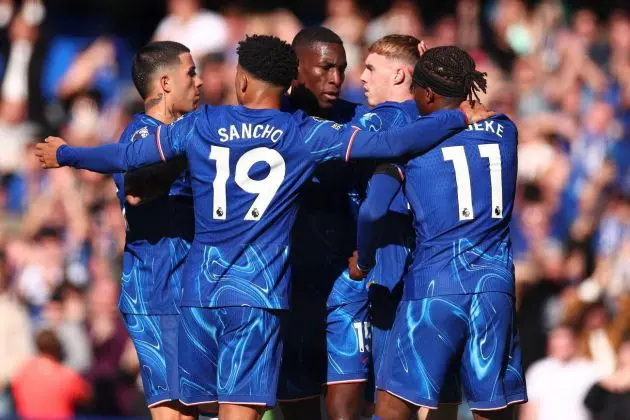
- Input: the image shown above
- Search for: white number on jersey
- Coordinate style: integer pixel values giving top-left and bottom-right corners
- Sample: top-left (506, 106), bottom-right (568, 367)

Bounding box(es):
top-left (210, 145), bottom-right (286, 221)
top-left (352, 321), bottom-right (371, 353)
top-left (442, 144), bottom-right (503, 221)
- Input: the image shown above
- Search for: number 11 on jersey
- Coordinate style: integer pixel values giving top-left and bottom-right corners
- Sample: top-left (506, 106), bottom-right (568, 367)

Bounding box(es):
top-left (442, 144), bottom-right (503, 221)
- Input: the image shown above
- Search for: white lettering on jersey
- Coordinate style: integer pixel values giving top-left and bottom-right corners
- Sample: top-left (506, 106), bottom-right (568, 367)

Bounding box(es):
top-left (465, 121), bottom-right (504, 138)
top-left (217, 124), bottom-right (284, 142)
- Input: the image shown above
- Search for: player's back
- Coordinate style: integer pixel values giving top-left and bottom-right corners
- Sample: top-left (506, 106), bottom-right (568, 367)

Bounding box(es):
top-left (114, 113), bottom-right (194, 315)
top-left (180, 105), bottom-right (336, 309)
top-left (403, 114), bottom-right (518, 299)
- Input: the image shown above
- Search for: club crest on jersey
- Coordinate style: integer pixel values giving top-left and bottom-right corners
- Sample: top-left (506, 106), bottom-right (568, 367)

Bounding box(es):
top-left (131, 126), bottom-right (150, 142)
top-left (359, 112), bottom-right (383, 132)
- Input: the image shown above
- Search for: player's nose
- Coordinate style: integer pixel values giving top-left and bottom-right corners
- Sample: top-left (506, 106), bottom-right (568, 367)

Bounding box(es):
top-left (360, 69), bottom-right (368, 85)
top-left (329, 68), bottom-right (343, 87)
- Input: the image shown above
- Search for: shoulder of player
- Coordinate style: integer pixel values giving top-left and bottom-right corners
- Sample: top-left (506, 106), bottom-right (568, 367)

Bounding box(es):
top-left (291, 110), bottom-right (336, 129)
top-left (173, 105), bottom-right (214, 127)
top-left (373, 101), bottom-right (416, 119)
top-left (461, 113), bottom-right (516, 139)
top-left (333, 98), bottom-right (364, 121)
top-left (119, 114), bottom-right (158, 144)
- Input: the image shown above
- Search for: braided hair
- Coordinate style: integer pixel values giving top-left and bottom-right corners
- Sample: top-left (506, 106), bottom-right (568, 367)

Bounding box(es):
top-left (412, 46), bottom-right (487, 104)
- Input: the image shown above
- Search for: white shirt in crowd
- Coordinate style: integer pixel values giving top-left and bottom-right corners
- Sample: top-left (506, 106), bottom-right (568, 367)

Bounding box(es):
top-left (526, 357), bottom-right (601, 420)
top-left (153, 9), bottom-right (228, 61)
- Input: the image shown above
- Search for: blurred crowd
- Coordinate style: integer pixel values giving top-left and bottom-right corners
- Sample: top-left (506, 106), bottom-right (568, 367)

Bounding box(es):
top-left (0, 0), bottom-right (629, 418)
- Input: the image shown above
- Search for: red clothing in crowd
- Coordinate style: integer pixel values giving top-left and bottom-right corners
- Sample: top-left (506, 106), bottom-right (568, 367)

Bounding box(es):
top-left (11, 355), bottom-right (91, 417)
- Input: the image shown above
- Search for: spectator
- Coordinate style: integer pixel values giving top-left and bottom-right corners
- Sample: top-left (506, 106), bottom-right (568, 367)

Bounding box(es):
top-left (84, 279), bottom-right (142, 415)
top-left (522, 324), bottom-right (601, 420)
top-left (364, 0), bottom-right (422, 46)
top-left (41, 283), bottom-right (92, 373)
top-left (199, 52), bottom-right (228, 106)
top-left (153, 0), bottom-right (228, 62)
top-left (11, 329), bottom-right (91, 418)
top-left (0, 248), bottom-right (32, 417)
top-left (562, 292), bottom-right (630, 376)
top-left (585, 335), bottom-right (630, 420)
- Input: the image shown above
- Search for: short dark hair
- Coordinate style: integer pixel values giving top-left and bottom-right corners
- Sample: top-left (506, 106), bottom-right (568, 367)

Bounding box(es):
top-left (413, 46), bottom-right (487, 103)
top-left (36, 329), bottom-right (63, 361)
top-left (131, 41), bottom-right (190, 99)
top-left (292, 27), bottom-right (343, 51)
top-left (237, 35), bottom-right (297, 90)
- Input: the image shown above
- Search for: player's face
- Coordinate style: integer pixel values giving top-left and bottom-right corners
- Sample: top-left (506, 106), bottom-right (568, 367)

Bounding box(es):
top-left (295, 42), bottom-right (347, 109)
top-left (413, 84), bottom-right (432, 115)
top-left (170, 53), bottom-right (202, 114)
top-left (360, 53), bottom-right (397, 107)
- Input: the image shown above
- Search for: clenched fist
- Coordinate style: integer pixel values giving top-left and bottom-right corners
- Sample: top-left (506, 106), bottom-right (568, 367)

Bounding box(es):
top-left (35, 136), bottom-right (67, 168)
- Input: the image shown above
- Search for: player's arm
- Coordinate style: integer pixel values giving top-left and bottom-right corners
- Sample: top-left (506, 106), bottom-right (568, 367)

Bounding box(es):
top-left (301, 102), bottom-right (492, 162)
top-left (349, 164), bottom-right (404, 280)
top-left (123, 157), bottom-right (188, 205)
top-left (345, 109), bottom-right (468, 160)
top-left (35, 110), bottom-right (202, 173)
top-left (354, 103), bottom-right (410, 132)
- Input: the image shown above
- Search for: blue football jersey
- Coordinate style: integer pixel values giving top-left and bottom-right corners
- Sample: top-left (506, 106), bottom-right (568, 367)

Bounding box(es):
top-left (57, 106), bottom-right (470, 309)
top-left (331, 100), bottom-right (418, 300)
top-left (361, 164), bottom-right (415, 293)
top-left (281, 97), bottom-right (368, 306)
top-left (155, 105), bottom-right (362, 309)
top-left (402, 114), bottom-right (518, 299)
top-left (114, 113), bottom-right (194, 315)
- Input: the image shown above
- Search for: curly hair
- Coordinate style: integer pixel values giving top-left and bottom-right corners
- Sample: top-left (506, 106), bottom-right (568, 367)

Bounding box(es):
top-left (237, 35), bottom-right (298, 90)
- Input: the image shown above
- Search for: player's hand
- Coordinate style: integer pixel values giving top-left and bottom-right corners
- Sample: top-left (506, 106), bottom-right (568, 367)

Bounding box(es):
top-left (418, 40), bottom-right (427, 56)
top-left (35, 136), bottom-right (67, 168)
top-left (348, 251), bottom-right (369, 280)
top-left (126, 195), bottom-right (143, 206)
top-left (460, 100), bottom-right (496, 124)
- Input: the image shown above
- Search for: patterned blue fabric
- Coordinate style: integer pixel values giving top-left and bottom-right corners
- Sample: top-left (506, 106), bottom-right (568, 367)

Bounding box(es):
top-left (178, 307), bottom-right (284, 406)
top-left (122, 314), bottom-right (180, 406)
top-left (377, 293), bottom-right (527, 409)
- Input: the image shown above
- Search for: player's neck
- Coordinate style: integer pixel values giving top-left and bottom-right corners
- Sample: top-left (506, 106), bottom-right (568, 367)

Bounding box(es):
top-left (144, 95), bottom-right (179, 124)
top-left (243, 92), bottom-right (282, 110)
top-left (434, 96), bottom-right (462, 112)
top-left (288, 88), bottom-right (329, 118)
top-left (387, 86), bottom-right (414, 104)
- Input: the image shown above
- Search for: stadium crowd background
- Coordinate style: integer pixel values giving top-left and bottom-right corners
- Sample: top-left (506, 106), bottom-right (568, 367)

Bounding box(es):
top-left (0, 0), bottom-right (629, 418)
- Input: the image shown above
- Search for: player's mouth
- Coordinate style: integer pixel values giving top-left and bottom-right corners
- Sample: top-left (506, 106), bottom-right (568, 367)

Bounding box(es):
top-left (322, 92), bottom-right (339, 102)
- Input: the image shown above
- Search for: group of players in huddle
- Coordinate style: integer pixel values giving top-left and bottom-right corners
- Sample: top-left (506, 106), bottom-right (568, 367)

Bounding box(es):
top-left (35, 26), bottom-right (527, 420)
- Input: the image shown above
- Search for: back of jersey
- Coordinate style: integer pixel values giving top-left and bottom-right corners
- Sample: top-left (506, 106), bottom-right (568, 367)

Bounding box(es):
top-left (403, 114), bottom-right (518, 299)
top-left (180, 106), bottom-right (324, 309)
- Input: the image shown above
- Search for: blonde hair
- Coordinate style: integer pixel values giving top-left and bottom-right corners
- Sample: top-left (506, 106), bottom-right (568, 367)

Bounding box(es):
top-left (368, 34), bottom-right (421, 66)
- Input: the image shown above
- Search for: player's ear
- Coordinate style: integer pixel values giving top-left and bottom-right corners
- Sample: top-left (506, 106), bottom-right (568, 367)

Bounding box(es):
top-left (160, 74), bottom-right (172, 94)
top-left (240, 72), bottom-right (248, 94)
top-left (393, 68), bottom-right (404, 85)
top-left (426, 87), bottom-right (435, 104)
